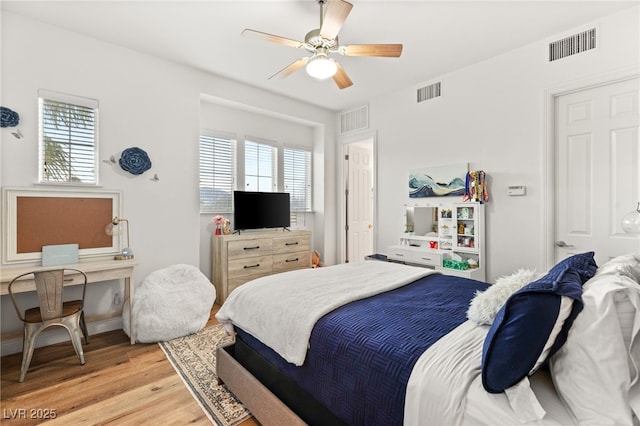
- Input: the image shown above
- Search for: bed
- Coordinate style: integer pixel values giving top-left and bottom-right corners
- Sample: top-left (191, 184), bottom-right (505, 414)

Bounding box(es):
top-left (215, 252), bottom-right (640, 425)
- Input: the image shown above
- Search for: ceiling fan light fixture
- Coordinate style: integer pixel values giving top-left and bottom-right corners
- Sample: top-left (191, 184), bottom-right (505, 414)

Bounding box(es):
top-left (306, 54), bottom-right (337, 80)
top-left (243, 0), bottom-right (399, 89)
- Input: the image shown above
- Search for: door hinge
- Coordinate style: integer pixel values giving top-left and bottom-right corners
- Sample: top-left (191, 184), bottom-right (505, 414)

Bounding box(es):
top-left (344, 154), bottom-right (349, 160)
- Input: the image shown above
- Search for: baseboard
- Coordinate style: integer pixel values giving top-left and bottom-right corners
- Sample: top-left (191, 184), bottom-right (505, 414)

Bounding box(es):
top-left (0, 316), bottom-right (124, 357)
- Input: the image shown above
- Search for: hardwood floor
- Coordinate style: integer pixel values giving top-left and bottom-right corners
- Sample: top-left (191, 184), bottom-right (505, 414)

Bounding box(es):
top-left (1, 305), bottom-right (259, 425)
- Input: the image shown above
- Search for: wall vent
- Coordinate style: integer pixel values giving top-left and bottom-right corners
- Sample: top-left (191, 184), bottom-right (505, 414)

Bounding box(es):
top-left (549, 28), bottom-right (596, 62)
top-left (339, 104), bottom-right (369, 135)
top-left (417, 82), bottom-right (441, 103)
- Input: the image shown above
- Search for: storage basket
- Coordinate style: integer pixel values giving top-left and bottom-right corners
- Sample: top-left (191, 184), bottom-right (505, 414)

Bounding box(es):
top-left (443, 259), bottom-right (469, 270)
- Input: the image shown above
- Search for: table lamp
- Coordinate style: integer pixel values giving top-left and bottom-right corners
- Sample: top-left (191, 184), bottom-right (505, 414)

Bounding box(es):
top-left (105, 217), bottom-right (134, 260)
top-left (622, 202), bottom-right (640, 235)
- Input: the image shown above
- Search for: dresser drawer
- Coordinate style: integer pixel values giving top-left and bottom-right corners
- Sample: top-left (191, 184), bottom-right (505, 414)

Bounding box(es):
top-left (387, 245), bottom-right (413, 262)
top-left (273, 250), bottom-right (310, 272)
top-left (228, 255), bottom-right (273, 279)
top-left (227, 238), bottom-right (273, 259)
top-left (228, 275), bottom-right (262, 293)
top-left (273, 235), bottom-right (310, 254)
top-left (387, 245), bottom-right (441, 267)
top-left (412, 252), bottom-right (441, 267)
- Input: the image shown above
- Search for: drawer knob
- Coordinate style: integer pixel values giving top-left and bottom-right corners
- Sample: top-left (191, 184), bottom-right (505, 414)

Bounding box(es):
top-left (243, 263), bottom-right (260, 269)
top-left (244, 246), bottom-right (260, 250)
top-left (285, 242), bottom-right (299, 246)
top-left (285, 257), bottom-right (299, 263)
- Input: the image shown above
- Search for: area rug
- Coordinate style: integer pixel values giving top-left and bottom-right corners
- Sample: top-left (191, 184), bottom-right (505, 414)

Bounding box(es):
top-left (159, 325), bottom-right (252, 426)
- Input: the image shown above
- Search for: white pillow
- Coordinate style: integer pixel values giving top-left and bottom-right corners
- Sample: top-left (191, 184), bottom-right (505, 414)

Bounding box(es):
top-left (595, 253), bottom-right (640, 282)
top-left (467, 268), bottom-right (539, 325)
top-left (615, 291), bottom-right (635, 353)
top-left (550, 258), bottom-right (639, 424)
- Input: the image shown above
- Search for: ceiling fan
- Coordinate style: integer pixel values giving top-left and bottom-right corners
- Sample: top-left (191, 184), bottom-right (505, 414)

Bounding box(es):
top-left (242, 0), bottom-right (403, 89)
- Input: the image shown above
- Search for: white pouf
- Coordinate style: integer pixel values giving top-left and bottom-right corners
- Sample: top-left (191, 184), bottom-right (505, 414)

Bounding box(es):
top-left (123, 264), bottom-right (216, 343)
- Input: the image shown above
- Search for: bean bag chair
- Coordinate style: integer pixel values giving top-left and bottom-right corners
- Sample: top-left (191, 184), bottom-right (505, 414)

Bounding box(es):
top-left (123, 264), bottom-right (215, 342)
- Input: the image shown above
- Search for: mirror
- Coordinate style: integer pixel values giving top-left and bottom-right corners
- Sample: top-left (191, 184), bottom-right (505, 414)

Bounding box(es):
top-left (405, 206), bottom-right (438, 236)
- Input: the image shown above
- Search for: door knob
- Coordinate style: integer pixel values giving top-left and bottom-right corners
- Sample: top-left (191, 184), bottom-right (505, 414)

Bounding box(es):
top-left (555, 240), bottom-right (575, 248)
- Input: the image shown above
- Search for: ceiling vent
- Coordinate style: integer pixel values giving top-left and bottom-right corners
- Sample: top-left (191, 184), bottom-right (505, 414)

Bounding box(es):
top-left (417, 82), bottom-right (441, 103)
top-left (549, 28), bottom-right (596, 62)
top-left (339, 104), bottom-right (369, 135)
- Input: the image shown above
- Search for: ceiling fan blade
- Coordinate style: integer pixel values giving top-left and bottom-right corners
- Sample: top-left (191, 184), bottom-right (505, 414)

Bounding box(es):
top-left (242, 29), bottom-right (304, 49)
top-left (269, 58), bottom-right (309, 80)
top-left (333, 62), bottom-right (353, 89)
top-left (340, 44), bottom-right (403, 57)
top-left (320, 0), bottom-right (353, 40)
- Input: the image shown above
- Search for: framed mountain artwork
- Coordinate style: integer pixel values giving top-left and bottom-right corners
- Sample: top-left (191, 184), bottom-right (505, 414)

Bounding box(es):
top-left (409, 163), bottom-right (468, 198)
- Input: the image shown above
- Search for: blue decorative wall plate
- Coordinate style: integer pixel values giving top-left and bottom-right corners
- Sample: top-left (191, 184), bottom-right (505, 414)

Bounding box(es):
top-left (119, 147), bottom-right (152, 175)
top-left (1, 106), bottom-right (20, 127)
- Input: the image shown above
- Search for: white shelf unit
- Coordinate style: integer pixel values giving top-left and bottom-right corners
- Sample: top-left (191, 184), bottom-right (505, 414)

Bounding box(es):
top-left (388, 201), bottom-right (485, 281)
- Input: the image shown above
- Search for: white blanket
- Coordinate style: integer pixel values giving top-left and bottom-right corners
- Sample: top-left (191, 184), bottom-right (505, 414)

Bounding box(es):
top-left (215, 261), bottom-right (435, 366)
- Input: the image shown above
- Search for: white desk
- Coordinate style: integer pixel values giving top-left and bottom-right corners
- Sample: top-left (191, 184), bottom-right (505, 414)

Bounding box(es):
top-left (1, 259), bottom-right (137, 344)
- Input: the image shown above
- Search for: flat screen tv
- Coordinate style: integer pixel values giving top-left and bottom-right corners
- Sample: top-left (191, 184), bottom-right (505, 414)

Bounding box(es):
top-left (233, 191), bottom-right (290, 231)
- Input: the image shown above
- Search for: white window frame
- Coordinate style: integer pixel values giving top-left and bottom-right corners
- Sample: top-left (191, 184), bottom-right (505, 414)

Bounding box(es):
top-left (244, 137), bottom-right (278, 192)
top-left (38, 89), bottom-right (99, 185)
top-left (283, 146), bottom-right (313, 212)
top-left (199, 131), bottom-right (237, 214)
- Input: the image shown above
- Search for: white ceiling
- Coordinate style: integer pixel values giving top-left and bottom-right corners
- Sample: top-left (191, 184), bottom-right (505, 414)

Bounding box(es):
top-left (2, 1), bottom-right (637, 111)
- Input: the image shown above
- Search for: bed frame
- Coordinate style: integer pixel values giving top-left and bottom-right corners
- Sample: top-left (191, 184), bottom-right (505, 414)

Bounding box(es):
top-left (216, 341), bottom-right (346, 426)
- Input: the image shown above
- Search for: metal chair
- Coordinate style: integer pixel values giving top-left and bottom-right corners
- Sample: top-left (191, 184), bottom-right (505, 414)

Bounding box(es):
top-left (8, 268), bottom-right (89, 382)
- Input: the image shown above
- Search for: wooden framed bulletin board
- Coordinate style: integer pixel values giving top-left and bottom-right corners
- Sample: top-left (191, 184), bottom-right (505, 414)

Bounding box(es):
top-left (2, 187), bottom-right (122, 263)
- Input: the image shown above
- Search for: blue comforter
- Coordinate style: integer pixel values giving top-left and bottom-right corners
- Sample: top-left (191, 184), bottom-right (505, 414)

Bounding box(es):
top-left (236, 273), bottom-right (489, 425)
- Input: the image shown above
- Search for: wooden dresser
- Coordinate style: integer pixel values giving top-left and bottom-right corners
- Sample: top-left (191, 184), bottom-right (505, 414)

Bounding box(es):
top-left (212, 230), bottom-right (312, 304)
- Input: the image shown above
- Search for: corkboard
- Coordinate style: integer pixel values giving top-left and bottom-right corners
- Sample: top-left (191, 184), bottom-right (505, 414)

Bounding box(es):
top-left (16, 196), bottom-right (113, 253)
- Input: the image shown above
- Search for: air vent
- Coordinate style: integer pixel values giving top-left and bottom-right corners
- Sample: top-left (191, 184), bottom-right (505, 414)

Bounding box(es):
top-left (417, 82), bottom-right (441, 103)
top-left (549, 28), bottom-right (596, 62)
top-left (339, 104), bottom-right (369, 135)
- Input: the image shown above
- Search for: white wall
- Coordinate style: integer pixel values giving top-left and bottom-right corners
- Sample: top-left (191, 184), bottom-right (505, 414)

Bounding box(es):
top-left (0, 11), bottom-right (336, 354)
top-left (371, 6), bottom-right (639, 281)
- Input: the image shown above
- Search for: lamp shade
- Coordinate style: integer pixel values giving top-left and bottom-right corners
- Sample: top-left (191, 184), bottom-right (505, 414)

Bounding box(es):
top-left (306, 54), bottom-right (337, 80)
top-left (622, 202), bottom-right (640, 235)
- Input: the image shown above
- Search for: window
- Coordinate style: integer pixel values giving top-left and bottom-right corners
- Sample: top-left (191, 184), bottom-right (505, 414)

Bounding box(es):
top-left (198, 131), bottom-right (313, 220)
top-left (199, 133), bottom-right (236, 213)
top-left (284, 147), bottom-right (312, 212)
top-left (38, 90), bottom-right (99, 184)
top-left (245, 140), bottom-right (276, 192)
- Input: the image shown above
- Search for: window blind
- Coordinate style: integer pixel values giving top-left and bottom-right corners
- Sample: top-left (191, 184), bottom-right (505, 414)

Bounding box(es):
top-left (284, 147), bottom-right (312, 212)
top-left (199, 134), bottom-right (236, 213)
top-left (39, 98), bottom-right (97, 184)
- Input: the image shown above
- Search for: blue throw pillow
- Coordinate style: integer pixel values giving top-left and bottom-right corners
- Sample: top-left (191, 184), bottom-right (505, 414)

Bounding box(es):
top-left (481, 252), bottom-right (597, 393)
top-left (548, 251), bottom-right (597, 283)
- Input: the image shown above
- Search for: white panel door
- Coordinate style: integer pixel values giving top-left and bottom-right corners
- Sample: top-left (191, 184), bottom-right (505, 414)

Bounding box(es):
top-left (346, 143), bottom-right (373, 262)
top-left (555, 78), bottom-right (640, 265)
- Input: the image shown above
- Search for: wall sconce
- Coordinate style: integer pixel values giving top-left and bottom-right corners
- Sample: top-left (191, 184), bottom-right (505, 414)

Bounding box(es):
top-left (622, 202), bottom-right (640, 235)
top-left (105, 216), bottom-right (134, 260)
